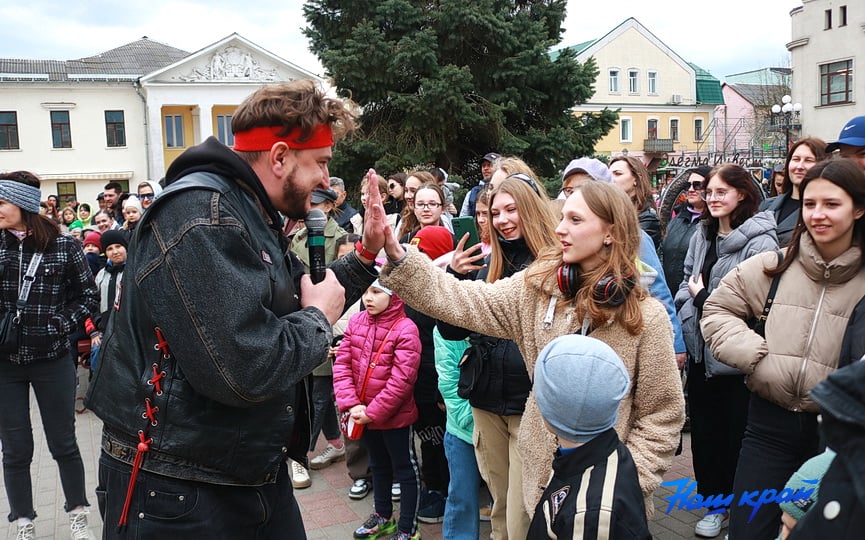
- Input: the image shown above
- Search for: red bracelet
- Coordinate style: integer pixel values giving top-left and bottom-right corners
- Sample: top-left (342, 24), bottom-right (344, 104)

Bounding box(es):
top-left (355, 241), bottom-right (377, 262)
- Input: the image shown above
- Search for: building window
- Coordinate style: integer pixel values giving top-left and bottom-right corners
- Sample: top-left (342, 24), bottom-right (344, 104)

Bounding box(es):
top-left (647, 119), bottom-right (658, 139)
top-left (50, 110), bottom-right (72, 148)
top-left (694, 118), bottom-right (704, 141)
top-left (620, 118), bottom-right (632, 143)
top-left (164, 115), bottom-right (185, 148)
top-left (0, 111), bottom-right (19, 150)
top-left (56, 181), bottom-right (77, 202)
top-left (647, 71), bottom-right (657, 95)
top-left (840, 5), bottom-right (847, 26)
top-left (609, 69), bottom-right (620, 93)
top-left (824, 9), bottom-right (832, 29)
top-left (628, 70), bottom-right (639, 94)
top-left (105, 110), bottom-right (126, 147)
top-left (216, 115), bottom-right (234, 146)
top-left (820, 60), bottom-right (853, 105)
top-left (670, 119), bottom-right (679, 141)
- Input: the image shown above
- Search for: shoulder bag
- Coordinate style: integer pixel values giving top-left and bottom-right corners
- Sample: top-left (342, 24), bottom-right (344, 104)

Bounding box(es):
top-left (0, 251), bottom-right (43, 354)
top-left (748, 250), bottom-right (785, 338)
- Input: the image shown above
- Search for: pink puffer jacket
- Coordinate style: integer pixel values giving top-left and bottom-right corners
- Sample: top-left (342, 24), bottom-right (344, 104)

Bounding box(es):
top-left (333, 292), bottom-right (421, 430)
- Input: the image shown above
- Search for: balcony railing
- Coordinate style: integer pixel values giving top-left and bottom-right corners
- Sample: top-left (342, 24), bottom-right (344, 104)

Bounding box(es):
top-left (643, 138), bottom-right (674, 153)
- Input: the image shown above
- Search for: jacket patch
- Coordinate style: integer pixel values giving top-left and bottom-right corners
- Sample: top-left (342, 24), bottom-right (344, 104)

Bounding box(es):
top-left (550, 486), bottom-right (569, 519)
top-left (261, 250), bottom-right (273, 264)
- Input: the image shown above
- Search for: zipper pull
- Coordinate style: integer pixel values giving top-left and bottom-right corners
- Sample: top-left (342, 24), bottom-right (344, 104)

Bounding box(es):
top-left (542, 297), bottom-right (556, 330)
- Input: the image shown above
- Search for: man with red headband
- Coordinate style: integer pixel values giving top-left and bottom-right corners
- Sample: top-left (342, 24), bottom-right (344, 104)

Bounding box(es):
top-left (86, 80), bottom-right (389, 538)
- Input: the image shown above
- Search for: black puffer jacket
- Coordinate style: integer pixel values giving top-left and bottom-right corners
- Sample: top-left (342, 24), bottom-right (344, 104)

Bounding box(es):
top-left (660, 203), bottom-right (702, 300)
top-left (438, 236), bottom-right (532, 415)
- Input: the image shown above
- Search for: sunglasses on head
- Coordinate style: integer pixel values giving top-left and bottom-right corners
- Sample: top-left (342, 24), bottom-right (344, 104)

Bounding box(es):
top-left (687, 180), bottom-right (704, 191)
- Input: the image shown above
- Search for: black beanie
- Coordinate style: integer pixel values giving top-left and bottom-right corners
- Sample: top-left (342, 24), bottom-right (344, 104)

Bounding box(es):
top-left (100, 229), bottom-right (128, 250)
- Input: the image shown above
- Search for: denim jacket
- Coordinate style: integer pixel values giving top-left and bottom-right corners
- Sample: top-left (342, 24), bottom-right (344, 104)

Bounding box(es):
top-left (86, 170), bottom-right (376, 486)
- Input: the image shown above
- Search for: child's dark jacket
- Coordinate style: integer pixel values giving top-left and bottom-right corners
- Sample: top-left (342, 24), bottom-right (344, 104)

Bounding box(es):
top-left (527, 428), bottom-right (651, 540)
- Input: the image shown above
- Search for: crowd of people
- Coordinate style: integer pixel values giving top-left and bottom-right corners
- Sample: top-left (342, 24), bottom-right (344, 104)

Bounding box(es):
top-left (1, 76), bottom-right (865, 540)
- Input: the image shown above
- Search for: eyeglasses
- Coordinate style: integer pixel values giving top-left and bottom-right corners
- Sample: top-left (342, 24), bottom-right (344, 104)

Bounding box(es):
top-left (415, 202), bottom-right (442, 210)
top-left (687, 181), bottom-right (704, 191)
top-left (139, 193), bottom-right (155, 200)
top-left (703, 189), bottom-right (736, 201)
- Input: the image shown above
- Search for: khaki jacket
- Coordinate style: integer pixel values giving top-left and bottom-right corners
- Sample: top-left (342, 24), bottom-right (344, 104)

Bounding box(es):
top-left (380, 248), bottom-right (684, 517)
top-left (702, 234), bottom-right (865, 412)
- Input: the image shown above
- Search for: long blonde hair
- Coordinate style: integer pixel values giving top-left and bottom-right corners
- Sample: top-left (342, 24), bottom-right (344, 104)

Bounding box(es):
top-left (487, 177), bottom-right (558, 282)
top-left (527, 181), bottom-right (645, 334)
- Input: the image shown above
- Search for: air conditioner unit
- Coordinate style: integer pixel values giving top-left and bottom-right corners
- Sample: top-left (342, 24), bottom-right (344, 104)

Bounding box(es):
top-left (671, 94), bottom-right (683, 104)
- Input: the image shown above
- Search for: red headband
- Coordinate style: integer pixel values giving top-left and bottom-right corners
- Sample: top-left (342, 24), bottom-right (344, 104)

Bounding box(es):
top-left (232, 124), bottom-right (334, 151)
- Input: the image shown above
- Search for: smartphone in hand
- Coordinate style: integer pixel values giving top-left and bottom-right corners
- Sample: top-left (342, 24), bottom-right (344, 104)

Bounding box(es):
top-left (451, 216), bottom-right (480, 248)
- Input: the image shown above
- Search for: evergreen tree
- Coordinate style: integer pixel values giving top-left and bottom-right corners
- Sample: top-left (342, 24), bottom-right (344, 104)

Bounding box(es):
top-left (303, 0), bottom-right (618, 192)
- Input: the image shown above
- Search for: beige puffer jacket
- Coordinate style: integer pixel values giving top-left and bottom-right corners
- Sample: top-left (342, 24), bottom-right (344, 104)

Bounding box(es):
top-left (702, 233), bottom-right (865, 412)
top-left (380, 248), bottom-right (684, 517)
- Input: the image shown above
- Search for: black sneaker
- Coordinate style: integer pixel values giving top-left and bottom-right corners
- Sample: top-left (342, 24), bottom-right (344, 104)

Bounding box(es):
top-left (349, 478), bottom-right (371, 500)
top-left (417, 490), bottom-right (446, 524)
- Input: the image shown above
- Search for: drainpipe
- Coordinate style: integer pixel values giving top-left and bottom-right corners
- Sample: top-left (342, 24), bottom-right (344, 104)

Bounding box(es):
top-left (134, 79), bottom-right (151, 181)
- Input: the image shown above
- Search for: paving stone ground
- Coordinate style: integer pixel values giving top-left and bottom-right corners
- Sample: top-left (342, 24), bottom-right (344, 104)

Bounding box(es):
top-left (2, 391), bottom-right (705, 539)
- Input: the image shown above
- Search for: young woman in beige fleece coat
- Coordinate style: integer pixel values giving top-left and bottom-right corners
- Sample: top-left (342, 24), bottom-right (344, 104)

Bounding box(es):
top-left (377, 181), bottom-right (685, 518)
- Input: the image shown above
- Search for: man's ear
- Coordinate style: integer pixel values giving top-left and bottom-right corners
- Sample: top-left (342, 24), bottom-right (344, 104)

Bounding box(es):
top-left (269, 142), bottom-right (291, 174)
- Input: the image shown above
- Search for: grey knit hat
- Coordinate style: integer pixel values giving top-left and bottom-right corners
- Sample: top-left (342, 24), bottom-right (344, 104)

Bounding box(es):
top-left (0, 180), bottom-right (41, 214)
top-left (534, 335), bottom-right (631, 443)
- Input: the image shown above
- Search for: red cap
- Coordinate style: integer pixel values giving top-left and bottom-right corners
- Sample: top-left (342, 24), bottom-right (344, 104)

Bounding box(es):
top-left (411, 226), bottom-right (454, 262)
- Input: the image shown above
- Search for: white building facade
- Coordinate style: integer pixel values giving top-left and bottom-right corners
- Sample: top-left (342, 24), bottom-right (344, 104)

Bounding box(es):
top-left (0, 34), bottom-right (322, 207)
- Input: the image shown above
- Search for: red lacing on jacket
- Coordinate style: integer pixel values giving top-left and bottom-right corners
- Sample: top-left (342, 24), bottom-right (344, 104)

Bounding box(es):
top-left (117, 327), bottom-right (170, 530)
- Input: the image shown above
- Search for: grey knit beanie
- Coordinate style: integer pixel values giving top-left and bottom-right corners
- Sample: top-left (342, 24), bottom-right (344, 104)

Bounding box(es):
top-left (0, 180), bottom-right (41, 214)
top-left (533, 335), bottom-right (631, 443)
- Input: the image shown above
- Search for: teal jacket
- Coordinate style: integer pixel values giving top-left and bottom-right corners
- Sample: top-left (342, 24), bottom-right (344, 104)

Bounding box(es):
top-left (434, 327), bottom-right (473, 444)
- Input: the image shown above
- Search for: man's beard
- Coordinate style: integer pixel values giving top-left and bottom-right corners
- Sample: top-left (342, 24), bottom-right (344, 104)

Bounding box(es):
top-left (281, 165), bottom-right (311, 220)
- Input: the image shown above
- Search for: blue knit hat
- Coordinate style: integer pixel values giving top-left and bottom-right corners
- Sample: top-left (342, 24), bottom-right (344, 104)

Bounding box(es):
top-left (778, 449), bottom-right (835, 521)
top-left (534, 335), bottom-right (630, 443)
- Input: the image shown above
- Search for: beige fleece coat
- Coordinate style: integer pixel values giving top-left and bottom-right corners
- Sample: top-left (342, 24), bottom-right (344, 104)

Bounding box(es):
top-left (380, 248), bottom-right (685, 517)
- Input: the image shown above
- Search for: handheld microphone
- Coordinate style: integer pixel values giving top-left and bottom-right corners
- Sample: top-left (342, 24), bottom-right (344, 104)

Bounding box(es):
top-left (306, 209), bottom-right (327, 284)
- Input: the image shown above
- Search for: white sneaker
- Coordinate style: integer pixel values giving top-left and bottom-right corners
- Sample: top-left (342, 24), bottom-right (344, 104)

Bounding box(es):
top-left (290, 459), bottom-right (311, 489)
top-left (69, 509), bottom-right (93, 540)
top-left (309, 443), bottom-right (346, 470)
top-left (695, 512), bottom-right (728, 538)
top-left (16, 523), bottom-right (35, 540)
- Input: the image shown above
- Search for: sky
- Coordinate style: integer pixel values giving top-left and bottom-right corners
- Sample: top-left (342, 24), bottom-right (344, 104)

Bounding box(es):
top-left (1, 1), bottom-right (804, 82)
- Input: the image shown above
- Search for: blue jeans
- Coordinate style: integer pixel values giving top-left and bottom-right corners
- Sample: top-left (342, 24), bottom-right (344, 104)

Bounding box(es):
top-left (0, 355), bottom-right (89, 522)
top-left (443, 431), bottom-right (480, 540)
top-left (728, 395), bottom-right (820, 539)
top-left (309, 375), bottom-right (340, 451)
top-left (97, 453), bottom-right (305, 539)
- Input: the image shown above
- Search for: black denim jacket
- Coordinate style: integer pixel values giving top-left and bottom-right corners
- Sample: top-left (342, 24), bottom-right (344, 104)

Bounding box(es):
top-left (86, 170), bottom-right (376, 486)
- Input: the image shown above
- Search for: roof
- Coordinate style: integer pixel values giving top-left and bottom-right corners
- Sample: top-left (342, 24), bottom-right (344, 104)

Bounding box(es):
top-left (549, 39), bottom-right (595, 62)
top-left (725, 67), bottom-right (791, 85)
top-left (726, 83), bottom-right (774, 106)
top-left (0, 37), bottom-right (189, 82)
top-left (690, 63), bottom-right (724, 105)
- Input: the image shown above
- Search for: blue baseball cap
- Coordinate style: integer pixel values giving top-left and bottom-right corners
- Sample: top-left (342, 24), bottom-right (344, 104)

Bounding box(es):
top-left (826, 115), bottom-right (865, 152)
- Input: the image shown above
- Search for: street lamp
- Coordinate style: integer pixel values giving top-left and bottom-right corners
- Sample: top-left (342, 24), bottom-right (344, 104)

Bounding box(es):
top-left (770, 95), bottom-right (802, 153)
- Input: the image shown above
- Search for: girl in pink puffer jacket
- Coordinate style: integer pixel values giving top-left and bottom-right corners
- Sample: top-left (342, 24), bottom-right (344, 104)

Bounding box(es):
top-left (333, 279), bottom-right (422, 540)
